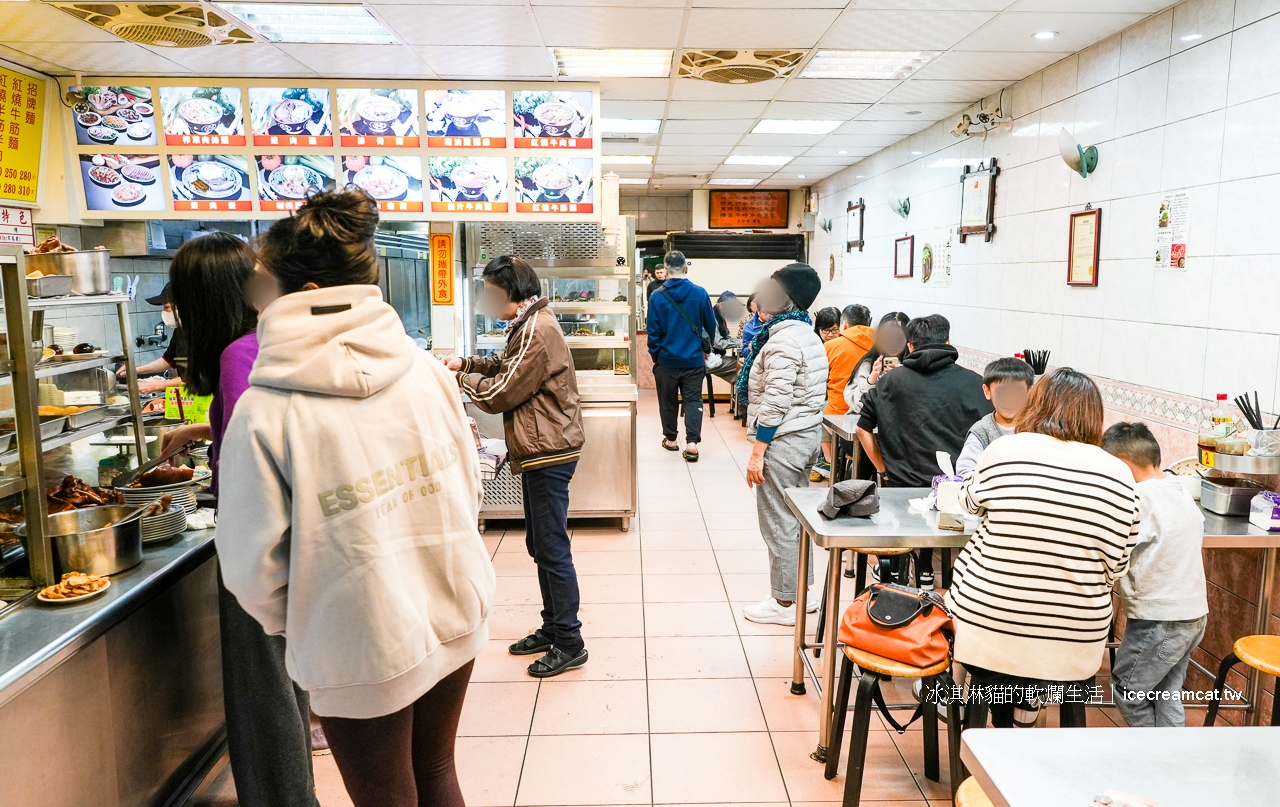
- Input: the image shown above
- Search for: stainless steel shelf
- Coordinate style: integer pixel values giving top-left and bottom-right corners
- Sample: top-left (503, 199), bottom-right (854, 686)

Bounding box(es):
top-left (566, 337), bottom-right (631, 348)
top-left (0, 415), bottom-right (133, 466)
top-left (550, 302), bottom-right (630, 314)
top-left (0, 354), bottom-right (123, 386)
top-left (1210, 452), bottom-right (1280, 475)
top-left (0, 477), bottom-right (26, 499)
top-left (13, 294), bottom-right (133, 312)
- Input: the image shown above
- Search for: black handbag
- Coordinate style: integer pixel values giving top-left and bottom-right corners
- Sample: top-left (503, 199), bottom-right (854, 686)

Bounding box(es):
top-left (659, 289), bottom-right (712, 354)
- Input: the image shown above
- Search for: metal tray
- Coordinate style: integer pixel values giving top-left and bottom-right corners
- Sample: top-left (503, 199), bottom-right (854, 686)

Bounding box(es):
top-left (65, 405), bottom-right (109, 429)
top-left (39, 416), bottom-right (67, 439)
top-left (1201, 477), bottom-right (1266, 517)
top-left (0, 432), bottom-right (12, 453)
top-left (26, 274), bottom-right (74, 298)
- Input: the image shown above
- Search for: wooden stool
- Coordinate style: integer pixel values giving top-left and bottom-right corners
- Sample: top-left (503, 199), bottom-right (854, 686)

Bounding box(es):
top-left (824, 646), bottom-right (962, 807)
top-left (955, 776), bottom-right (995, 807)
top-left (813, 548), bottom-right (914, 659)
top-left (1205, 634), bottom-right (1280, 726)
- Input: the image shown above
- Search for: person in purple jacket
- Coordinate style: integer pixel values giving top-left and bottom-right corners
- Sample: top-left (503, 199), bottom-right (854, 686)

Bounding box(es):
top-left (158, 232), bottom-right (319, 807)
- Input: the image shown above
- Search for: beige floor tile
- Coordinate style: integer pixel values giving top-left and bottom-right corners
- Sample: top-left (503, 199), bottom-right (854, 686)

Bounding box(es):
top-left (646, 635), bottom-right (751, 679)
top-left (575, 550), bottom-right (642, 576)
top-left (642, 573), bottom-right (728, 602)
top-left (556, 637), bottom-right (648, 682)
top-left (772, 730), bottom-right (925, 803)
top-left (701, 510), bottom-right (764, 530)
top-left (697, 496), bottom-right (759, 514)
top-left (459, 681), bottom-right (540, 736)
top-left (517, 734), bottom-right (651, 805)
top-left (494, 533), bottom-right (529, 554)
top-left (756, 677), bottom-right (834, 733)
top-left (644, 601), bottom-right (739, 637)
top-left (721, 572), bottom-right (773, 602)
top-left (493, 552), bottom-right (540, 576)
top-left (531, 679), bottom-right (649, 735)
top-left (457, 735), bottom-right (528, 807)
top-left (638, 497), bottom-right (704, 512)
top-left (487, 603), bottom-right (544, 641)
top-left (579, 602), bottom-right (646, 638)
top-left (640, 530), bottom-right (713, 551)
top-left (742, 634), bottom-right (803, 679)
top-left (730, 602), bottom-right (798, 637)
top-left (889, 726), bottom-right (956, 801)
top-left (642, 549), bottom-right (720, 574)
top-left (708, 529), bottom-right (765, 551)
top-left (483, 532), bottom-right (502, 557)
top-left (650, 732), bottom-right (788, 804)
top-left (641, 511), bottom-right (710, 532)
top-left (473, 639), bottom-right (537, 683)
top-left (579, 574), bottom-right (644, 604)
top-left (572, 531), bottom-right (642, 552)
top-left (494, 575), bottom-right (545, 606)
top-left (648, 677), bottom-right (768, 733)
top-left (713, 549), bottom-right (770, 575)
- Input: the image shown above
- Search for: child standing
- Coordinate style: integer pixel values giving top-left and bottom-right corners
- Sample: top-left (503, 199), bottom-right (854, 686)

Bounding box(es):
top-left (955, 357), bottom-right (1034, 476)
top-left (1102, 422), bottom-right (1208, 727)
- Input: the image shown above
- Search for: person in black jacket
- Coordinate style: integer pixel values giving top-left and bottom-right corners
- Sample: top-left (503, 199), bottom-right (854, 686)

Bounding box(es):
top-left (855, 314), bottom-right (993, 588)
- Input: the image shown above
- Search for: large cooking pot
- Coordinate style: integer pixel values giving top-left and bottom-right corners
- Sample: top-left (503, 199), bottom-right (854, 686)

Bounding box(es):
top-left (24, 250), bottom-right (113, 295)
top-left (21, 505), bottom-right (145, 577)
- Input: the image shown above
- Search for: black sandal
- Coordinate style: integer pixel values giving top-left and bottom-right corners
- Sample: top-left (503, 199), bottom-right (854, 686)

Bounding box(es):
top-left (682, 447), bottom-right (699, 462)
top-left (661, 439), bottom-right (680, 451)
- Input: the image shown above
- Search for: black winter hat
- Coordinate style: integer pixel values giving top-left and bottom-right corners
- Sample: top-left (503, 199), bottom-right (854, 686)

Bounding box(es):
top-left (772, 262), bottom-right (821, 311)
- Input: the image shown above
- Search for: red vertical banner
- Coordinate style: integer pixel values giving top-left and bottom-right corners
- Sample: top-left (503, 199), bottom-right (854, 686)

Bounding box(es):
top-left (431, 233), bottom-right (454, 305)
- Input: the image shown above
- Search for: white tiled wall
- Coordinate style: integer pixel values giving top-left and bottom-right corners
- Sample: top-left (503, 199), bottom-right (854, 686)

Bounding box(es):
top-left (811, 0), bottom-right (1280, 412)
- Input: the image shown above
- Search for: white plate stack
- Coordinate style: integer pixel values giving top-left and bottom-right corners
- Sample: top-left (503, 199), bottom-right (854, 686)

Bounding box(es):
top-left (142, 504), bottom-right (188, 544)
top-left (52, 327), bottom-right (78, 347)
top-left (120, 469), bottom-right (209, 513)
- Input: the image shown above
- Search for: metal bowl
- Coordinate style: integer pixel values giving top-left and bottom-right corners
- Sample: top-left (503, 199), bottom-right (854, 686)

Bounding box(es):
top-left (21, 505), bottom-right (144, 577)
top-left (23, 250), bottom-right (113, 295)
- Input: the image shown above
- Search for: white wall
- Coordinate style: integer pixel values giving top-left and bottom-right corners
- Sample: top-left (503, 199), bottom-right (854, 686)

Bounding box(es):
top-left (684, 258), bottom-right (782, 299)
top-left (811, 0), bottom-right (1280, 411)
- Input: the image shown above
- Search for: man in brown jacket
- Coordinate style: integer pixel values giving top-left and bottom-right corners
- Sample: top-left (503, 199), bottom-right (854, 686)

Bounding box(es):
top-left (446, 255), bottom-right (588, 677)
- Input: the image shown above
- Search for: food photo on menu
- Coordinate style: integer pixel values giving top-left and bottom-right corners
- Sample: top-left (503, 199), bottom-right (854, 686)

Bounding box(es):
top-left (159, 86), bottom-right (245, 146)
top-left (169, 154), bottom-right (251, 211)
top-left (249, 87), bottom-right (332, 146)
top-left (514, 157), bottom-right (594, 212)
top-left (513, 90), bottom-right (593, 146)
top-left (343, 155), bottom-right (423, 212)
top-left (256, 154), bottom-right (336, 211)
top-left (70, 85), bottom-right (156, 146)
top-left (337, 88), bottom-right (419, 146)
top-left (425, 90), bottom-right (505, 146)
top-left (79, 154), bottom-right (165, 212)
top-left (427, 156), bottom-right (507, 212)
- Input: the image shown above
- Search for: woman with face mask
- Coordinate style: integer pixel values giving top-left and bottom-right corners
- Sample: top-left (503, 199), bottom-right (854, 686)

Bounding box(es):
top-left (118, 285), bottom-right (187, 395)
top-left (736, 264), bottom-right (829, 626)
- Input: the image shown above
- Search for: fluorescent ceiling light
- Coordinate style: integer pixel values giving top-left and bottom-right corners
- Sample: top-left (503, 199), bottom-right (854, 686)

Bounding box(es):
top-left (725, 155), bottom-right (793, 166)
top-left (617, 177), bottom-right (650, 185)
top-left (910, 151), bottom-right (923, 155)
top-left (796, 174), bottom-right (806, 178)
top-left (837, 150), bottom-right (848, 155)
top-left (752, 120), bottom-right (842, 135)
top-left (709, 178), bottom-right (760, 186)
top-left (554, 48), bottom-right (672, 78)
top-left (602, 155), bottom-right (652, 164)
top-left (1032, 31), bottom-right (1058, 40)
top-left (1180, 33), bottom-right (1202, 42)
top-left (601, 118), bottom-right (661, 134)
top-left (801, 50), bottom-right (941, 80)
top-left (904, 110), bottom-right (921, 115)
top-left (216, 3), bottom-right (398, 44)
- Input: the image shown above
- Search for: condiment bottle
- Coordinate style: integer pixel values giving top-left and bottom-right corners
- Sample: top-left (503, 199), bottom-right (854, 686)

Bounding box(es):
top-left (1211, 393), bottom-right (1235, 437)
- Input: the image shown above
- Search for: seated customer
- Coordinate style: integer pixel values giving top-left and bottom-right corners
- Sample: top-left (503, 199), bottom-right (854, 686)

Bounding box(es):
top-left (1103, 422), bottom-right (1207, 727)
top-left (843, 311), bottom-right (909, 416)
top-left (948, 368), bottom-right (1139, 728)
top-left (814, 304), bottom-right (875, 481)
top-left (955, 357), bottom-right (1034, 476)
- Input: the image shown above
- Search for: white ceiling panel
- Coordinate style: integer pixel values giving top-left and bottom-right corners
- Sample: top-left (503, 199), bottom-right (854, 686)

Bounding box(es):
top-left (0, 44), bottom-right (71, 76)
top-left (599, 78), bottom-right (671, 100)
top-left (837, 118), bottom-right (930, 134)
top-left (805, 146), bottom-right (879, 158)
top-left (531, 0), bottom-right (683, 5)
top-left (710, 170), bottom-right (774, 177)
top-left (278, 44), bottom-right (436, 77)
top-left (602, 100), bottom-right (668, 119)
top-left (659, 133), bottom-right (744, 145)
top-left (663, 119), bottom-right (757, 134)
top-left (10, 41), bottom-right (188, 75)
top-left (1008, 1), bottom-right (1171, 11)
top-left (602, 143), bottom-right (657, 155)
top-left (953, 12), bottom-right (1151, 53)
top-left (881, 79), bottom-right (1009, 103)
top-left (694, 0), bottom-right (847, 7)
top-left (658, 145), bottom-right (734, 155)
top-left (0, 4), bottom-right (120, 42)
top-left (730, 145), bottom-right (808, 156)
top-left (671, 79), bottom-right (782, 101)
top-left (374, 0), bottom-right (522, 4)
top-left (763, 101), bottom-right (870, 120)
top-left (374, 5), bottom-right (537, 46)
top-left (415, 46), bottom-right (551, 78)
top-left (531, 7), bottom-right (684, 48)
top-left (820, 133), bottom-right (908, 148)
top-left (738, 133), bottom-right (825, 148)
top-left (820, 9), bottom-right (997, 50)
top-left (858, 102), bottom-right (969, 120)
top-left (143, 44), bottom-right (315, 77)
top-left (777, 79), bottom-right (900, 104)
top-left (667, 100), bottom-right (770, 119)
top-left (684, 9), bottom-right (842, 49)
top-left (852, 1), bottom-right (1010, 8)
top-left (910, 48), bottom-right (1071, 81)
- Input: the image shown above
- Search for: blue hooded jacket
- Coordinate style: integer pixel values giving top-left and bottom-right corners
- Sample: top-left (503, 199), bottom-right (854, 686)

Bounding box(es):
top-left (646, 277), bottom-right (717, 369)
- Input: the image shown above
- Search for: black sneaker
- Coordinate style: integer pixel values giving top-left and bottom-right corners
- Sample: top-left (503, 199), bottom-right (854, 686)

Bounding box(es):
top-left (528, 646), bottom-right (589, 678)
top-left (509, 632), bottom-right (554, 656)
top-left (917, 570), bottom-right (935, 590)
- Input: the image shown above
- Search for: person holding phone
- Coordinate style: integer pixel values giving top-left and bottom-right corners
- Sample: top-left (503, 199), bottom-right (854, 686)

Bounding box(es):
top-left (842, 312), bottom-right (910, 415)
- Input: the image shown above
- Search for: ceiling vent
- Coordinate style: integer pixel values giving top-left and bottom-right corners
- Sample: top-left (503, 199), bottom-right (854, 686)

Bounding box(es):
top-left (679, 50), bottom-right (806, 84)
top-left (604, 134), bottom-right (659, 147)
top-left (52, 3), bottom-right (258, 48)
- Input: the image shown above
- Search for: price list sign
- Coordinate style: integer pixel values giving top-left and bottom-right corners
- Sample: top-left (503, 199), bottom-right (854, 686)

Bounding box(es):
top-left (0, 67), bottom-right (45, 206)
top-left (709, 190), bottom-right (789, 229)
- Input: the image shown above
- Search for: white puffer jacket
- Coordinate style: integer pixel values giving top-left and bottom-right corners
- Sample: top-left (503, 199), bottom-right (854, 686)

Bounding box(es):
top-left (746, 318), bottom-right (829, 439)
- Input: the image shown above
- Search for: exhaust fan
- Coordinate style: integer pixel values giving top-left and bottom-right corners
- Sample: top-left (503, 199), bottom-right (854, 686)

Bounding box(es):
top-left (679, 50), bottom-right (806, 84)
top-left (52, 3), bottom-right (258, 48)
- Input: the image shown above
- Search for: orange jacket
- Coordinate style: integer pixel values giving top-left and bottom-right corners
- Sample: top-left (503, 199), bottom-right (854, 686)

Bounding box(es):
top-left (824, 325), bottom-right (875, 414)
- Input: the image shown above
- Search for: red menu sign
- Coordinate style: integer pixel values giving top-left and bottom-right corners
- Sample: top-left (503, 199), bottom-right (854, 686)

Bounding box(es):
top-left (709, 190), bottom-right (790, 229)
top-left (430, 233), bottom-right (454, 304)
top-left (516, 202), bottom-right (593, 214)
top-left (175, 199), bottom-right (251, 212)
top-left (429, 201), bottom-right (509, 213)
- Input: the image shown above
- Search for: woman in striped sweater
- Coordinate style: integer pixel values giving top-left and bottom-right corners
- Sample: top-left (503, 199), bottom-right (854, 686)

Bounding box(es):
top-left (947, 368), bottom-right (1139, 727)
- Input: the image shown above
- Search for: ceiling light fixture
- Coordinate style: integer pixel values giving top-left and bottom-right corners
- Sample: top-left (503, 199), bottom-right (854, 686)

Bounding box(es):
top-left (752, 120), bottom-right (842, 135)
top-left (800, 50), bottom-right (942, 80)
top-left (709, 178), bottom-right (760, 186)
top-left (601, 155), bottom-right (652, 164)
top-left (1180, 33), bottom-right (1203, 42)
top-left (911, 151), bottom-right (922, 155)
top-left (796, 174), bottom-right (806, 178)
top-left (600, 118), bottom-right (661, 134)
top-left (1032, 31), bottom-right (1058, 40)
top-left (216, 3), bottom-right (399, 43)
top-left (904, 110), bottom-right (922, 115)
top-left (553, 48), bottom-right (673, 78)
top-left (725, 155), bottom-right (793, 166)
top-left (617, 177), bottom-right (650, 185)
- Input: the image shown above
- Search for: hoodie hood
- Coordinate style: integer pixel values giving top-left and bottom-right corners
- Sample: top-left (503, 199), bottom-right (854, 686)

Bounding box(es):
top-left (839, 325), bottom-right (875, 353)
top-left (251, 285), bottom-right (417, 398)
top-left (659, 276), bottom-right (698, 303)
top-left (902, 343), bottom-right (959, 374)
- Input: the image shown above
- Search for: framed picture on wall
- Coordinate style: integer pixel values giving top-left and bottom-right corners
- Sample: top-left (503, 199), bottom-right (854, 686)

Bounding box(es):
top-left (846, 197), bottom-right (865, 252)
top-left (894, 235), bottom-right (914, 278)
top-left (1067, 207), bottom-right (1101, 286)
top-left (959, 159), bottom-right (999, 243)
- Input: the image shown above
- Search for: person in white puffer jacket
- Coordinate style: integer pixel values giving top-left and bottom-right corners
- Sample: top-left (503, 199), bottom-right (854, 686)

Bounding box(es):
top-left (737, 263), bottom-right (829, 626)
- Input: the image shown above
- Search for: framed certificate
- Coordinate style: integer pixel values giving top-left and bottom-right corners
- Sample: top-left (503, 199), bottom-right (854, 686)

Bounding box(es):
top-left (1067, 207), bottom-right (1101, 286)
top-left (959, 159), bottom-right (999, 243)
top-left (846, 197), bottom-right (865, 252)
top-left (894, 235), bottom-right (914, 278)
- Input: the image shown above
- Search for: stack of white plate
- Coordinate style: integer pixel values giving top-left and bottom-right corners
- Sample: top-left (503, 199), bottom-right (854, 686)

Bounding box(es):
top-left (120, 469), bottom-right (209, 513)
top-left (142, 504), bottom-right (188, 544)
top-left (52, 326), bottom-right (78, 346)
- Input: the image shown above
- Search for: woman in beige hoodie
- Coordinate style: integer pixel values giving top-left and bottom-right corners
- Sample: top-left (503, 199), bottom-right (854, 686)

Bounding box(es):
top-left (217, 189), bottom-right (494, 807)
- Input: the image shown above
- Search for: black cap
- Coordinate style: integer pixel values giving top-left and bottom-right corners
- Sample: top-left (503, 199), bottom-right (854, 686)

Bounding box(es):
top-left (772, 263), bottom-right (821, 310)
top-left (145, 282), bottom-right (171, 307)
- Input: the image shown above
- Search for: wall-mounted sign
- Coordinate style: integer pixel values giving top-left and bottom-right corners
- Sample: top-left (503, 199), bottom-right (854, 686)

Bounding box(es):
top-left (1155, 191), bottom-right (1189, 271)
top-left (337, 89), bottom-right (419, 148)
top-left (894, 235), bottom-right (914, 278)
top-left (513, 90), bottom-right (593, 148)
top-left (257, 154), bottom-right (335, 212)
top-left (959, 158), bottom-right (998, 243)
top-left (160, 87), bottom-right (245, 146)
top-left (69, 84), bottom-right (154, 147)
top-left (249, 87), bottom-right (332, 147)
top-left (709, 190), bottom-right (789, 229)
top-left (428, 156), bottom-right (508, 213)
top-left (514, 157), bottom-right (593, 213)
top-left (922, 232), bottom-right (951, 287)
top-left (846, 197), bottom-right (864, 252)
top-left (79, 154), bottom-right (165, 211)
top-left (0, 67), bottom-right (45, 206)
top-left (0, 206), bottom-right (35, 246)
top-left (343, 155), bottom-right (423, 213)
top-left (1068, 207), bottom-right (1101, 286)
top-left (425, 90), bottom-right (505, 148)
top-left (170, 154), bottom-right (251, 212)
top-left (431, 233), bottom-right (454, 305)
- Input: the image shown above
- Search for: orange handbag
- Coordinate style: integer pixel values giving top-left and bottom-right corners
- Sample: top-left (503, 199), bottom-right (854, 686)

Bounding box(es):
top-left (838, 583), bottom-right (953, 669)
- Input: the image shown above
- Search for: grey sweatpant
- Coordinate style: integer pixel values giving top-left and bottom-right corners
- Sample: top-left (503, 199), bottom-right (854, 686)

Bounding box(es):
top-left (755, 425), bottom-right (822, 601)
top-left (1112, 615), bottom-right (1207, 727)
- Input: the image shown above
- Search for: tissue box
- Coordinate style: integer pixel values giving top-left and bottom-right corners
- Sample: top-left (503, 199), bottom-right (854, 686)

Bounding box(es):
top-left (933, 474), bottom-right (964, 514)
top-left (1249, 491), bottom-right (1280, 532)
top-left (932, 474), bottom-right (962, 491)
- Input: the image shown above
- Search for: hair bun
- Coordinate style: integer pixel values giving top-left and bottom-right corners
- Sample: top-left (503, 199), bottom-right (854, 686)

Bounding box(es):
top-left (296, 188), bottom-right (379, 245)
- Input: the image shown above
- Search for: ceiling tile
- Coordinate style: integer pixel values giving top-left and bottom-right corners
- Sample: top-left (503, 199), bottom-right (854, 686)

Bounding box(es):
top-left (852, 1), bottom-right (1008, 8)
top-left (911, 49), bottom-right (1071, 81)
top-left (667, 100), bottom-right (770, 119)
top-left (603, 143), bottom-right (657, 155)
top-left (805, 146), bottom-right (878, 158)
top-left (694, 0), bottom-right (847, 6)
top-left (837, 118), bottom-right (928, 134)
top-left (1008, 1), bottom-right (1170, 11)
top-left (684, 9), bottom-right (842, 49)
top-left (278, 44), bottom-right (436, 77)
top-left (820, 9), bottom-right (996, 50)
top-left (140, 44), bottom-right (316, 76)
top-left (663, 118), bottom-right (757, 134)
top-left (952, 11), bottom-right (1151, 53)
top-left (603, 100), bottom-right (668, 118)
top-left (375, 0), bottom-right (523, 4)
top-left (881, 79), bottom-right (1009, 103)
top-left (0, 44), bottom-right (71, 76)
top-left (531, 0), bottom-right (683, 5)
top-left (820, 132), bottom-right (906, 148)
top-left (739, 133), bottom-right (824, 148)
top-left (763, 101), bottom-right (869, 120)
top-left (730, 145), bottom-right (807, 156)
top-left (671, 79), bottom-right (782, 101)
top-left (858, 102), bottom-right (969, 120)
top-left (0, 4), bottom-right (121, 42)
top-left (711, 170), bottom-right (774, 178)
top-left (414, 46), bottom-right (551, 77)
top-left (659, 145), bottom-right (733, 155)
top-left (599, 78), bottom-right (671, 100)
top-left (376, 5), bottom-right (537, 46)
top-left (531, 7), bottom-right (684, 48)
top-left (9, 42), bottom-right (190, 75)
top-left (777, 79), bottom-right (900, 104)
top-left (789, 158), bottom-right (849, 169)
top-left (660, 133), bottom-right (743, 145)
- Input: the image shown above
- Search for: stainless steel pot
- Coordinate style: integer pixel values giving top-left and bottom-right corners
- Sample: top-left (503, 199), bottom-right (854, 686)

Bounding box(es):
top-left (25, 505), bottom-right (145, 576)
top-left (24, 250), bottom-right (113, 295)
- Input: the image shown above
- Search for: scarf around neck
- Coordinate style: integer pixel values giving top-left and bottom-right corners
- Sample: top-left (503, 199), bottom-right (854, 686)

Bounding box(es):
top-left (505, 295), bottom-right (545, 334)
top-left (734, 309), bottom-right (812, 401)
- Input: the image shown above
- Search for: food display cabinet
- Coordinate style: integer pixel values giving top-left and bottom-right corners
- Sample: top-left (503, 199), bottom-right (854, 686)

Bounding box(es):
top-left (462, 219), bottom-right (638, 531)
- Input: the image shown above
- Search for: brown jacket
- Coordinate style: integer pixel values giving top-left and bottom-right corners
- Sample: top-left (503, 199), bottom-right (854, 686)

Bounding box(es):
top-left (458, 297), bottom-right (584, 473)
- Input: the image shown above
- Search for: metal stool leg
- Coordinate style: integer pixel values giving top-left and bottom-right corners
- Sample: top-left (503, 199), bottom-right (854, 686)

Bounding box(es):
top-left (840, 671), bottom-right (881, 807)
top-left (942, 671), bottom-right (965, 794)
top-left (706, 372), bottom-right (715, 417)
top-left (1205, 652), bottom-right (1240, 726)
top-left (921, 674), bottom-right (940, 782)
top-left (824, 653), bottom-right (856, 780)
top-left (854, 552), bottom-right (868, 596)
top-left (813, 549), bottom-right (835, 659)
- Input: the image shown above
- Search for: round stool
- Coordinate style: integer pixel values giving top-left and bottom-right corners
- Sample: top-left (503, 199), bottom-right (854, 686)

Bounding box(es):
top-left (955, 776), bottom-right (995, 807)
top-left (1205, 634), bottom-right (1280, 726)
top-left (853, 547), bottom-right (913, 594)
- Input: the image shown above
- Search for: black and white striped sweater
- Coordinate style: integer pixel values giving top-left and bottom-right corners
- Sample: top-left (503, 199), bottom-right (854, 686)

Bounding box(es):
top-left (946, 432), bottom-right (1139, 682)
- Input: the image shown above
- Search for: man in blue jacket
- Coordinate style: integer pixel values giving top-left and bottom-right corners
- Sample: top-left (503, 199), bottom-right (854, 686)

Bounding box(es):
top-left (647, 251), bottom-right (717, 462)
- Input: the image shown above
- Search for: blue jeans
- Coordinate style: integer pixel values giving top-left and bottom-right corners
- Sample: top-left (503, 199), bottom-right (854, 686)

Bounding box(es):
top-left (521, 461), bottom-right (584, 655)
top-left (1112, 616), bottom-right (1207, 727)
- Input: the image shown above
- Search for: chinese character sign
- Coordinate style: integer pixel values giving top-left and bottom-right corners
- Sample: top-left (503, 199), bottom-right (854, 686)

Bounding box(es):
top-left (0, 66), bottom-right (45, 205)
top-left (0, 205), bottom-right (35, 245)
top-left (431, 233), bottom-right (454, 305)
top-left (249, 87), bottom-right (333, 147)
top-left (425, 90), bottom-right (506, 148)
top-left (513, 91), bottom-right (593, 148)
top-left (428, 157), bottom-right (508, 213)
top-left (514, 157), bottom-right (594, 214)
top-left (708, 191), bottom-right (789, 229)
top-left (159, 87), bottom-right (245, 147)
top-left (337, 89), bottom-right (420, 148)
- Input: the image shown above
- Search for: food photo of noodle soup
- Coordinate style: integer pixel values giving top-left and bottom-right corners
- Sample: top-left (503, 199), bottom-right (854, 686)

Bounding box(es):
top-left (256, 155), bottom-right (336, 212)
top-left (428, 157), bottom-right (507, 212)
top-left (425, 90), bottom-right (505, 146)
top-left (160, 87), bottom-right (244, 145)
top-left (250, 88), bottom-right (332, 145)
top-left (337, 89), bottom-right (419, 145)
top-left (515, 157), bottom-right (594, 212)
top-left (513, 90), bottom-right (593, 146)
top-left (343, 155), bottom-right (423, 212)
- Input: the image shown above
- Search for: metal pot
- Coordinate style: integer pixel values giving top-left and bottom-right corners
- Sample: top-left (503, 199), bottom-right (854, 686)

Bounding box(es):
top-left (24, 250), bottom-right (113, 295)
top-left (23, 505), bottom-right (144, 576)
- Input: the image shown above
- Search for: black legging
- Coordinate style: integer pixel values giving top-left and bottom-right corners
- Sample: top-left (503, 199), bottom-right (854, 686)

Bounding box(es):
top-left (319, 660), bottom-right (475, 807)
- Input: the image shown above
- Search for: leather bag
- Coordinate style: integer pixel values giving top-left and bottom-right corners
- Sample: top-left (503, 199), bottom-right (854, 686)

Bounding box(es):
top-left (838, 583), bottom-right (953, 669)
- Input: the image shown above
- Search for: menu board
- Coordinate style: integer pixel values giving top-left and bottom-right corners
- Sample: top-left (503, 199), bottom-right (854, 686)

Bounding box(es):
top-left (343, 155), bottom-right (423, 213)
top-left (337, 89), bottom-right (419, 148)
top-left (160, 87), bottom-right (245, 146)
top-left (79, 154), bottom-right (165, 212)
top-left (425, 90), bottom-right (505, 148)
top-left (708, 190), bottom-right (789, 229)
top-left (1, 67), bottom-right (46, 205)
top-left (513, 90), bottom-right (592, 148)
top-left (514, 157), bottom-right (594, 213)
top-left (70, 84), bottom-right (155, 147)
top-left (257, 155), bottom-right (335, 212)
top-left (250, 87), bottom-right (332, 147)
top-left (428, 156), bottom-right (507, 213)
top-left (170, 154), bottom-right (252, 212)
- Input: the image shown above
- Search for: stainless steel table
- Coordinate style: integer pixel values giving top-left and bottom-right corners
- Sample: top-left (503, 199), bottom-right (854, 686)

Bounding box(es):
top-left (821, 413), bottom-right (861, 485)
top-left (961, 726), bottom-right (1280, 807)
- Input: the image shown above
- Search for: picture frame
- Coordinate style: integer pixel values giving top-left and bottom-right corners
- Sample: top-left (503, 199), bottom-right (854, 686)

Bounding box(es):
top-left (894, 235), bottom-right (914, 278)
top-left (708, 189), bottom-right (789, 229)
top-left (1067, 207), bottom-right (1102, 287)
top-left (959, 158), bottom-right (999, 243)
top-left (846, 197), bottom-right (865, 253)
